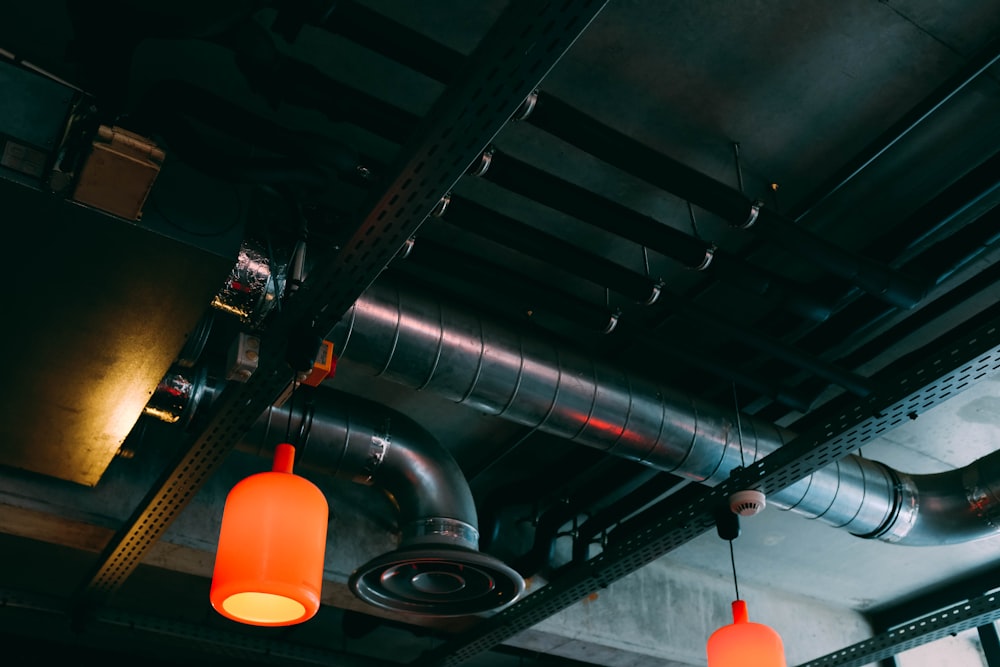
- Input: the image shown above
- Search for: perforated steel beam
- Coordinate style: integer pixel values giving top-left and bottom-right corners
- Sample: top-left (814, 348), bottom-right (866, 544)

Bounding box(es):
top-left (798, 591), bottom-right (1000, 667)
top-left (411, 308), bottom-right (1000, 667)
top-left (73, 0), bottom-right (609, 610)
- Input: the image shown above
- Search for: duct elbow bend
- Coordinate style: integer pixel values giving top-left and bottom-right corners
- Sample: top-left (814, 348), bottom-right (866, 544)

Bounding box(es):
top-left (301, 392), bottom-right (524, 616)
top-left (372, 420), bottom-right (480, 552)
top-left (876, 449), bottom-right (1000, 546)
top-left (290, 391), bottom-right (480, 552)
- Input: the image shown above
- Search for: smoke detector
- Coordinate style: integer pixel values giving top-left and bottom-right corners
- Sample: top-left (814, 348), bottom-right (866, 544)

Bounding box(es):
top-left (729, 489), bottom-right (766, 517)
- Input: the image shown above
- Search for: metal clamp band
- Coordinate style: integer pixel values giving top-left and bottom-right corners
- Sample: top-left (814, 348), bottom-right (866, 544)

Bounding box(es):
top-left (431, 193), bottom-right (452, 218)
top-left (690, 244), bottom-right (716, 271)
top-left (396, 237), bottom-right (416, 261)
top-left (734, 200), bottom-right (763, 229)
top-left (402, 517), bottom-right (480, 550)
top-left (513, 89), bottom-right (539, 121)
top-left (468, 146), bottom-right (495, 177)
top-left (645, 281), bottom-right (663, 306)
top-left (602, 310), bottom-right (621, 335)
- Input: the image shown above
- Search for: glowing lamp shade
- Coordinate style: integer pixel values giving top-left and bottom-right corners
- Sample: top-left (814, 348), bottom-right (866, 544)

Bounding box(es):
top-left (210, 443), bottom-right (328, 626)
top-left (707, 600), bottom-right (786, 667)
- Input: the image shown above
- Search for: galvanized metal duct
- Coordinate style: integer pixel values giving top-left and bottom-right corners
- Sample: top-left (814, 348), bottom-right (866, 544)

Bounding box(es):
top-left (150, 376), bottom-right (524, 615)
top-left (328, 280), bottom-right (1000, 546)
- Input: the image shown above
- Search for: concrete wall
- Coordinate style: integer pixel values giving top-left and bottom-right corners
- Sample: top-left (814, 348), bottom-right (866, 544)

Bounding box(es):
top-left (507, 556), bottom-right (874, 667)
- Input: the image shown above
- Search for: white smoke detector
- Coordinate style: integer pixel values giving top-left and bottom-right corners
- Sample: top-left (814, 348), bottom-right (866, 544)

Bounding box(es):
top-left (729, 489), bottom-right (766, 517)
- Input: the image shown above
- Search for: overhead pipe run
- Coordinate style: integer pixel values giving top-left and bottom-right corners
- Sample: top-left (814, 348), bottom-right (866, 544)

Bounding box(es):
top-left (441, 196), bottom-right (871, 397)
top-left (289, 0), bottom-right (928, 310)
top-left (327, 279), bottom-right (1000, 547)
top-left (525, 96), bottom-right (929, 310)
top-left (479, 149), bottom-right (835, 323)
top-left (147, 374), bottom-right (524, 616)
top-left (215, 23), bottom-right (837, 324)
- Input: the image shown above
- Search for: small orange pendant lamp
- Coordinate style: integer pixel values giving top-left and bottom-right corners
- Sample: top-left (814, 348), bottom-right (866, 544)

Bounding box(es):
top-left (707, 599), bottom-right (786, 667)
top-left (210, 443), bottom-right (328, 626)
top-left (707, 480), bottom-right (786, 667)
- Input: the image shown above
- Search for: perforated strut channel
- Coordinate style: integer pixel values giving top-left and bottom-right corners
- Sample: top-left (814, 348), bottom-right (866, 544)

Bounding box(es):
top-left (74, 0), bottom-right (609, 609)
top-left (797, 589), bottom-right (1000, 667)
top-left (412, 316), bottom-right (1000, 667)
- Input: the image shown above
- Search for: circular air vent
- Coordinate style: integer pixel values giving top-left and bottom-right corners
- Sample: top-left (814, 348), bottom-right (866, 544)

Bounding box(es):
top-left (349, 546), bottom-right (525, 616)
top-left (729, 489), bottom-right (767, 517)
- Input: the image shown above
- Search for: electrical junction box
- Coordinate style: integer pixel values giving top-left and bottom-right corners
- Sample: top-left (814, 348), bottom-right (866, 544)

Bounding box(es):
top-left (72, 125), bottom-right (165, 220)
top-left (301, 340), bottom-right (336, 387)
top-left (0, 58), bottom-right (84, 186)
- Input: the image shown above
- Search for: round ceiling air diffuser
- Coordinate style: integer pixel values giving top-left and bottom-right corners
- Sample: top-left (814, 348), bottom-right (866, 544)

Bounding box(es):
top-left (349, 545), bottom-right (525, 616)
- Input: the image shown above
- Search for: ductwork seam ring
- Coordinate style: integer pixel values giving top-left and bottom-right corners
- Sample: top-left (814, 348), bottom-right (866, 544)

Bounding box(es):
top-left (402, 518), bottom-right (480, 550)
top-left (356, 422), bottom-right (390, 485)
top-left (803, 459), bottom-right (844, 522)
top-left (865, 471), bottom-right (918, 543)
top-left (851, 464), bottom-right (904, 540)
top-left (415, 303), bottom-right (446, 391)
top-left (602, 372), bottom-right (635, 458)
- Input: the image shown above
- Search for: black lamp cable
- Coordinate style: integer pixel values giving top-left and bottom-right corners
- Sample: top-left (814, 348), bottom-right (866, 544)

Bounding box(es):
top-left (729, 538), bottom-right (741, 601)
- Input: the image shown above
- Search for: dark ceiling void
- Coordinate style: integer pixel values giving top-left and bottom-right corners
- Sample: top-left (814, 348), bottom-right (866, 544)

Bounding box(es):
top-left (2, 2), bottom-right (1000, 667)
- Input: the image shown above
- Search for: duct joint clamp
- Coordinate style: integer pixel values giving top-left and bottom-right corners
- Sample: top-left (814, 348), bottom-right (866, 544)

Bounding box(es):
top-left (734, 200), bottom-right (763, 230)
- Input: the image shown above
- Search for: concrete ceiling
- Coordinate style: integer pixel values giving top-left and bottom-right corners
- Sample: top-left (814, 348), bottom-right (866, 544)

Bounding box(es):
top-left (2, 1), bottom-right (1000, 666)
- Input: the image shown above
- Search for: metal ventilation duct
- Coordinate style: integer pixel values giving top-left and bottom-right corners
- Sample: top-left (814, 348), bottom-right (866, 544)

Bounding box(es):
top-left (327, 280), bottom-right (1000, 547)
top-left (151, 375), bottom-right (525, 615)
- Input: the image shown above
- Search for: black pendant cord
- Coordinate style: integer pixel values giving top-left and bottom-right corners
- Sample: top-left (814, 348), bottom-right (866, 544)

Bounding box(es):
top-left (284, 378), bottom-right (299, 445)
top-left (729, 538), bottom-right (741, 601)
top-left (733, 380), bottom-right (747, 469)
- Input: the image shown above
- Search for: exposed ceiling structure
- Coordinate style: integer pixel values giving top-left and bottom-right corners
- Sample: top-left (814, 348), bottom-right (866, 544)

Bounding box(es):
top-left (2, 1), bottom-right (1000, 666)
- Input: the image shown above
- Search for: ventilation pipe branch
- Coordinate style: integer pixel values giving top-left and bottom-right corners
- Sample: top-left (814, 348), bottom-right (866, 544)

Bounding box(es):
top-left (243, 391), bottom-right (480, 552)
top-left (163, 378), bottom-right (524, 615)
top-left (328, 280), bottom-right (1000, 546)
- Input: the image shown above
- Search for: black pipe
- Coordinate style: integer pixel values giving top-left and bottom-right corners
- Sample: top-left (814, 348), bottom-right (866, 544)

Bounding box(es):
top-left (483, 151), bottom-right (834, 321)
top-left (398, 239), bottom-right (619, 334)
top-left (400, 231), bottom-right (815, 410)
top-left (648, 290), bottom-right (873, 397)
top-left (445, 196), bottom-right (659, 304)
top-left (527, 95), bottom-right (930, 309)
top-left (508, 460), bottom-right (661, 577)
top-left (789, 34), bottom-right (1000, 222)
top-left (572, 472), bottom-right (687, 563)
top-left (132, 80), bottom-right (366, 187)
top-left (289, 2), bottom-right (860, 319)
top-left (877, 149), bottom-right (1000, 271)
top-left (308, 0), bottom-right (462, 85)
top-left (441, 196), bottom-right (872, 398)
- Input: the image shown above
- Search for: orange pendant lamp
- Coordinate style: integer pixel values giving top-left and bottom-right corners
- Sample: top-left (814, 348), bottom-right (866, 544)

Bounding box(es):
top-left (707, 599), bottom-right (786, 667)
top-left (210, 443), bottom-right (328, 626)
top-left (707, 481), bottom-right (786, 667)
